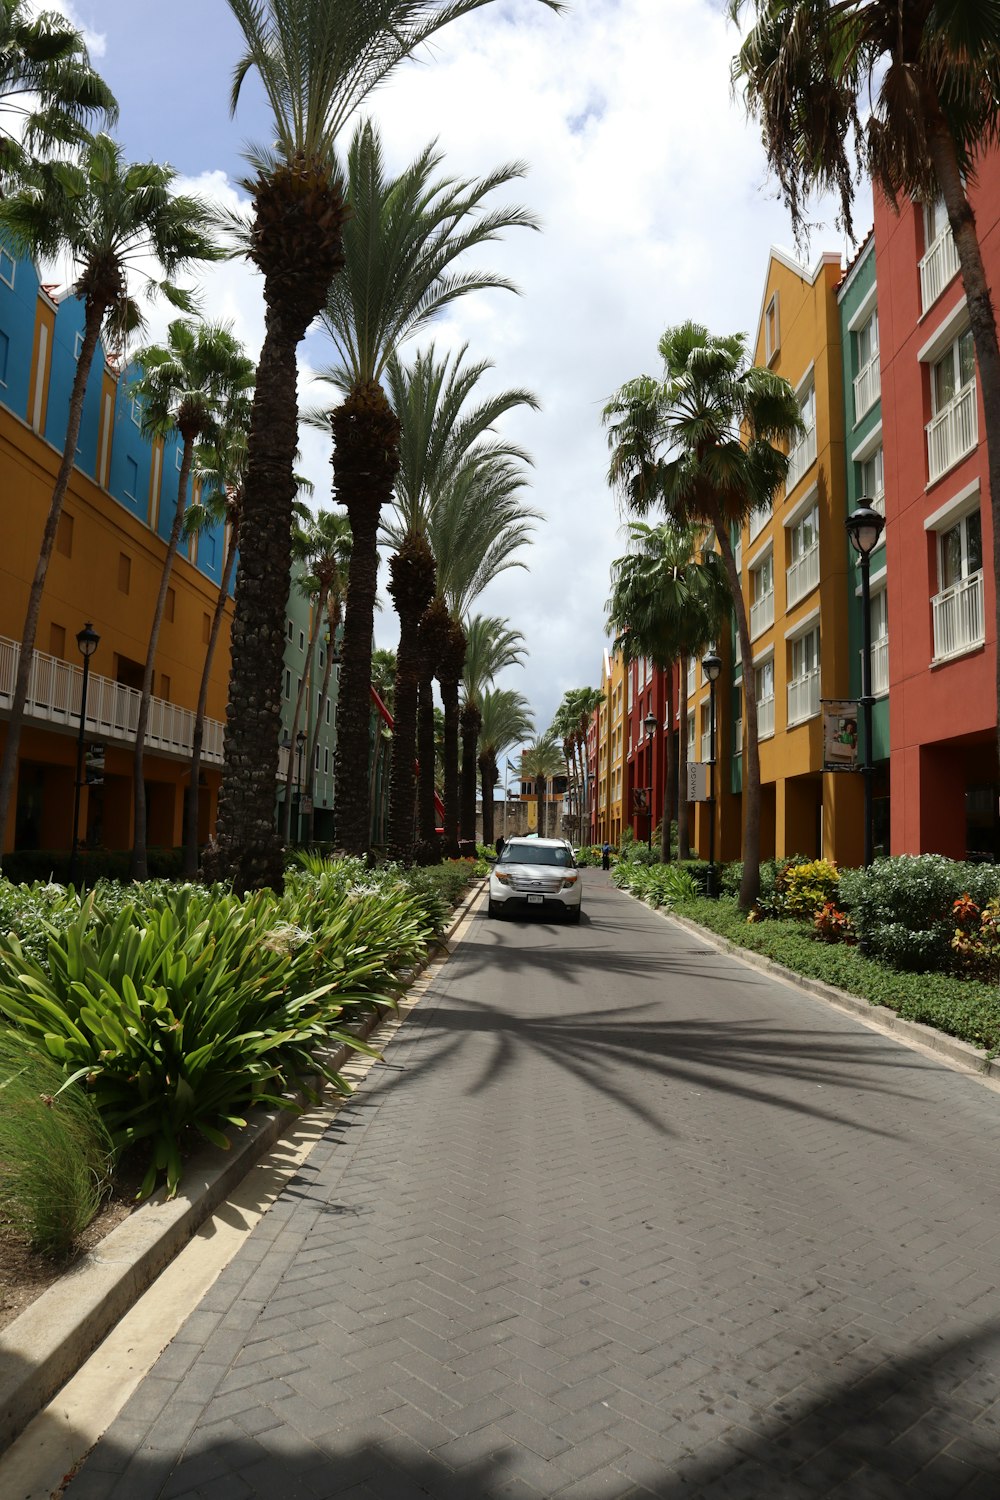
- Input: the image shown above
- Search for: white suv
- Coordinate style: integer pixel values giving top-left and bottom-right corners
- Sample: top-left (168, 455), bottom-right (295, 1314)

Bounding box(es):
top-left (488, 837), bottom-right (582, 924)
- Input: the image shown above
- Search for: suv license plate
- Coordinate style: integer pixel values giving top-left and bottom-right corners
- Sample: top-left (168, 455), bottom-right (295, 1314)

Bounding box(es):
top-left (527, 894), bottom-right (543, 904)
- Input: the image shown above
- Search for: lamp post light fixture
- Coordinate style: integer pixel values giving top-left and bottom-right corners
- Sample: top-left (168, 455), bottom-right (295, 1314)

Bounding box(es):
top-left (702, 649), bottom-right (723, 897)
top-left (643, 711), bottom-right (658, 849)
top-left (69, 622), bottom-right (100, 886)
top-left (846, 501), bottom-right (886, 867)
top-left (295, 729), bottom-right (306, 844)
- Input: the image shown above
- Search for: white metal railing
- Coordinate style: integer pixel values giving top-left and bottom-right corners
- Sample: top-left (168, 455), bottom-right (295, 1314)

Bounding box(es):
top-left (787, 667), bottom-right (821, 726)
top-left (786, 544), bottom-right (820, 607)
top-left (927, 382), bottom-right (977, 483)
top-left (686, 659), bottom-right (697, 699)
top-left (748, 505), bottom-right (770, 544)
top-left (870, 486), bottom-right (885, 517)
top-left (0, 634), bottom-right (225, 763)
top-left (869, 636), bottom-right (889, 698)
top-left (932, 571), bottom-right (985, 661)
top-left (786, 426), bottom-right (817, 491)
top-left (853, 357), bottom-right (881, 421)
top-left (701, 728), bottom-right (712, 763)
top-left (920, 230), bottom-right (961, 313)
top-left (750, 589), bottom-right (775, 639)
top-left (757, 695), bottom-right (775, 739)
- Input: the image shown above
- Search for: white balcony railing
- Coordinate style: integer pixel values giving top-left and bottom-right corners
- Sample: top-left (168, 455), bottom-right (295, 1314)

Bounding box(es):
top-left (757, 695), bottom-right (775, 739)
top-left (748, 504), bottom-right (770, 544)
top-left (927, 382), bottom-right (978, 483)
top-left (853, 357), bottom-right (881, 421)
top-left (919, 231), bottom-right (961, 313)
top-left (786, 544), bottom-right (820, 608)
top-left (701, 729), bottom-right (712, 763)
top-left (750, 589), bottom-right (775, 640)
top-left (868, 635), bottom-right (889, 698)
top-left (786, 426), bottom-right (817, 491)
top-left (787, 667), bottom-right (821, 726)
top-left (0, 634), bottom-right (225, 763)
top-left (686, 658), bottom-right (697, 699)
top-left (932, 571), bottom-right (985, 662)
top-left (870, 486), bottom-right (885, 517)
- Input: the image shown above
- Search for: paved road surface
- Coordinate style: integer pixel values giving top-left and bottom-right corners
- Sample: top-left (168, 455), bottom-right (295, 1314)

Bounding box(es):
top-left (65, 872), bottom-right (1000, 1498)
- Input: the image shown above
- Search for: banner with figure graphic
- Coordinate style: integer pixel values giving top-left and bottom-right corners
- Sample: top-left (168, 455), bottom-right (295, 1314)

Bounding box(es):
top-left (823, 700), bottom-right (859, 772)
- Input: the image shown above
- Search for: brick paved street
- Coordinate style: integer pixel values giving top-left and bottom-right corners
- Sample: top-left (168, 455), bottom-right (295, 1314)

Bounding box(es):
top-left (65, 873), bottom-right (1000, 1498)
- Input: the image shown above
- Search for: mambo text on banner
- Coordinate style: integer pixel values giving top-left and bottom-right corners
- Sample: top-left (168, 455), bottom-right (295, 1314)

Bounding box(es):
top-left (822, 700), bottom-right (859, 772)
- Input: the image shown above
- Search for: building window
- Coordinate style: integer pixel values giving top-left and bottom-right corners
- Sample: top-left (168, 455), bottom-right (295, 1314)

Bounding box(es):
top-left (859, 445), bottom-right (884, 514)
top-left (750, 552), bottom-right (774, 639)
top-left (326, 699), bottom-right (331, 724)
top-left (928, 328), bottom-right (977, 483)
top-left (130, 395), bottom-right (142, 427)
top-left (49, 622), bottom-right (66, 658)
top-left (787, 380), bottom-right (817, 491)
top-left (56, 511), bottom-right (74, 557)
top-left (74, 330), bottom-right (84, 361)
top-left (118, 552), bottom-right (131, 593)
top-left (787, 506), bottom-right (820, 606)
top-left (932, 506), bottom-right (984, 662)
top-left (788, 626), bottom-right (821, 725)
top-left (870, 587), bottom-right (889, 698)
top-left (754, 659), bottom-right (775, 739)
top-left (0, 329), bottom-right (8, 386)
top-left (287, 619), bottom-right (294, 640)
top-left (920, 197), bottom-right (960, 312)
top-left (314, 744), bottom-right (320, 769)
top-left (765, 291), bottom-right (780, 363)
top-left (124, 455), bottom-right (138, 500)
top-left (853, 309), bottom-right (880, 420)
top-left (0, 247), bottom-right (14, 288)
top-left (165, 586), bottom-right (175, 623)
top-left (299, 630), bottom-right (304, 651)
top-left (940, 508), bottom-right (982, 591)
top-left (284, 668), bottom-right (291, 699)
top-left (324, 748), bottom-right (329, 773)
top-left (175, 446), bottom-right (183, 471)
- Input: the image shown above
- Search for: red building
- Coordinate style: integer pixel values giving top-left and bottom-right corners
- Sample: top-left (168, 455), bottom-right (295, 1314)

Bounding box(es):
top-left (624, 658), bottom-right (673, 847)
top-left (876, 156), bottom-right (1000, 859)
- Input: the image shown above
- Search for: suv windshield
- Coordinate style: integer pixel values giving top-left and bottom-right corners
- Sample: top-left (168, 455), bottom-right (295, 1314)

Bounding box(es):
top-left (501, 844), bottom-right (573, 867)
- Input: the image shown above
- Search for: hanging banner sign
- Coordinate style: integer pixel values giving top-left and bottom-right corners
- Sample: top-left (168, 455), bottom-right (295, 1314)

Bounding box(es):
top-left (632, 786), bottom-right (651, 814)
top-left (686, 762), bottom-right (709, 802)
top-left (823, 700), bottom-right (859, 772)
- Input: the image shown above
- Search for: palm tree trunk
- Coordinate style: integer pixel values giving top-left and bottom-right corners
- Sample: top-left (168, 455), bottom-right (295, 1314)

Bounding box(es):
top-left (281, 619), bottom-right (317, 845)
top-left (304, 599), bottom-right (337, 844)
top-left (0, 298), bottom-right (105, 860)
top-left (213, 307), bottom-right (307, 893)
top-left (925, 113), bottom-right (1000, 789)
top-left (416, 665), bottom-right (439, 857)
top-left (480, 753), bottom-right (497, 846)
top-left (132, 436), bottom-right (196, 881)
top-left (333, 383), bottom-right (401, 856)
top-left (661, 668), bottom-right (675, 864)
top-left (706, 500), bottom-right (758, 908)
top-left (440, 675), bottom-right (461, 856)
top-left (678, 659), bottom-right (690, 861)
top-left (387, 535), bottom-right (436, 861)
top-left (459, 702), bottom-right (481, 844)
top-left (183, 513), bottom-right (238, 878)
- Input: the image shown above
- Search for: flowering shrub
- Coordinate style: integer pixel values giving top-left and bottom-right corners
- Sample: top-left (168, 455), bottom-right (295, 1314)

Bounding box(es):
top-left (813, 902), bottom-right (855, 945)
top-left (950, 894), bottom-right (1000, 981)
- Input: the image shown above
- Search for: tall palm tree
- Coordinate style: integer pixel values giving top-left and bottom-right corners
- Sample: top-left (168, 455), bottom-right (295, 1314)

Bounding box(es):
top-left (0, 134), bottom-right (218, 861)
top-left (478, 687), bottom-right (534, 846)
top-left (560, 685), bottom-right (603, 841)
top-left (607, 521), bottom-right (731, 863)
top-left (521, 734), bottom-right (564, 839)
top-left (314, 124), bottom-right (537, 859)
top-left (127, 320), bottom-right (253, 880)
top-left (604, 321), bottom-right (801, 908)
top-left (461, 615), bottom-right (526, 844)
top-left (181, 416), bottom-right (250, 878)
top-left (370, 648), bottom-right (396, 712)
top-left (731, 0), bottom-right (1000, 780)
top-left (381, 343), bottom-right (537, 858)
top-left (0, 0), bottom-right (117, 185)
top-left (216, 0), bottom-right (559, 890)
top-left (302, 511), bottom-right (352, 843)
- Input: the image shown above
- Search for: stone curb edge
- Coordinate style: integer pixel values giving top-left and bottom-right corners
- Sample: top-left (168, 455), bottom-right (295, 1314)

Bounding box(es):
top-left (658, 902), bottom-right (1000, 1083)
top-left (0, 878), bottom-right (486, 1452)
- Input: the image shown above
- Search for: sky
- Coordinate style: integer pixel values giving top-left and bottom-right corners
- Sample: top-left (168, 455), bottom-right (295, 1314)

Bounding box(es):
top-left (55, 0), bottom-right (865, 745)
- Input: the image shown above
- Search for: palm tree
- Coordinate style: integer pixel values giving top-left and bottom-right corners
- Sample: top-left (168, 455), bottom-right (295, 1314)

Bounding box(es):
top-left (381, 343), bottom-right (537, 858)
top-left (127, 320), bottom-right (253, 880)
top-left (604, 321), bottom-right (801, 908)
top-left (370, 648), bottom-right (396, 713)
top-left (731, 0), bottom-right (1000, 778)
top-left (549, 694), bottom-right (581, 840)
top-left (559, 685), bottom-right (603, 841)
top-left (607, 521), bottom-right (731, 863)
top-left (312, 123), bottom-right (537, 859)
top-left (0, 134), bottom-right (219, 861)
top-left (521, 734), bottom-right (564, 839)
top-left (181, 416), bottom-right (250, 878)
top-left (478, 688), bottom-right (534, 846)
top-left (0, 0), bottom-right (117, 185)
top-left (461, 615), bottom-right (526, 844)
top-left (302, 512), bottom-right (352, 843)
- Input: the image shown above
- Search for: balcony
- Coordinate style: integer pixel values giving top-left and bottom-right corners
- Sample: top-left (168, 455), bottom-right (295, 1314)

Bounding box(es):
top-left (932, 571), bottom-right (985, 662)
top-left (786, 543), bottom-right (820, 608)
top-left (701, 728), bottom-right (713, 764)
top-left (748, 504), bottom-right (770, 544)
top-left (750, 589), bottom-right (775, 640)
top-left (871, 634), bottom-right (889, 698)
top-left (686, 659), bottom-right (697, 699)
top-left (787, 667), bottom-right (821, 726)
top-left (927, 382), bottom-right (977, 483)
top-left (757, 695), bottom-right (775, 739)
top-left (786, 425), bottom-right (817, 491)
top-left (0, 634), bottom-right (225, 763)
top-left (919, 230), bottom-right (961, 313)
top-left (853, 356), bottom-right (881, 421)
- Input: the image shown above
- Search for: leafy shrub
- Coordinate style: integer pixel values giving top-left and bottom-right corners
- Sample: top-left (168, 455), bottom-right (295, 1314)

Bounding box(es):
top-left (0, 1028), bottom-right (113, 1256)
top-left (612, 860), bottom-right (698, 909)
top-left (847, 855), bottom-right (1000, 971)
top-left (813, 902), bottom-right (855, 944)
top-left (779, 859), bottom-right (840, 919)
top-left (950, 895), bottom-right (1000, 981)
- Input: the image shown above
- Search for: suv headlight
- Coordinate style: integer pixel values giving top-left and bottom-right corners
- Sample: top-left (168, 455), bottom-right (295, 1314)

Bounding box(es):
top-left (494, 871), bottom-right (512, 885)
top-left (561, 874), bottom-right (579, 888)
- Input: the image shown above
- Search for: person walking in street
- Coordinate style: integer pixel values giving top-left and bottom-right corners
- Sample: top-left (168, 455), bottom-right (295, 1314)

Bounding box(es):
top-left (602, 840), bottom-right (611, 870)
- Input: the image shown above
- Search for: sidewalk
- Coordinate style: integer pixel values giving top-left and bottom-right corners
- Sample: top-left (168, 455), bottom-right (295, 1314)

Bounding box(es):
top-left (62, 871), bottom-right (1000, 1498)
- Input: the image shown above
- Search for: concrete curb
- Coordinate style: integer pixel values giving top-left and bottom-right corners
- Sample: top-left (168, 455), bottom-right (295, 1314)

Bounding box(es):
top-left (0, 879), bottom-right (486, 1452)
top-left (659, 903), bottom-right (1000, 1083)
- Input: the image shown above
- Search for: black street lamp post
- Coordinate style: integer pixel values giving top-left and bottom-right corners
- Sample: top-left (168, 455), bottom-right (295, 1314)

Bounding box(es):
top-left (643, 711), bottom-right (657, 849)
top-left (69, 622), bottom-right (100, 886)
top-left (295, 729), bottom-right (306, 844)
top-left (702, 650), bottom-right (722, 897)
top-left (846, 501), bottom-right (886, 867)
